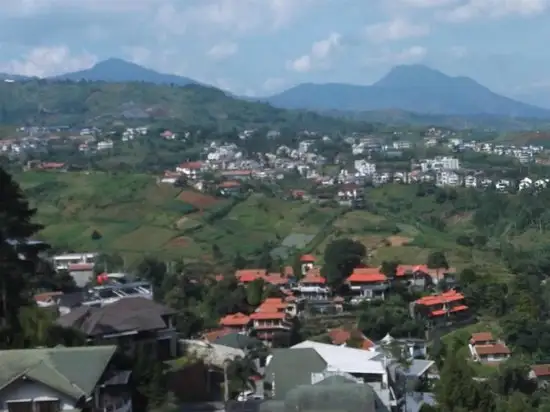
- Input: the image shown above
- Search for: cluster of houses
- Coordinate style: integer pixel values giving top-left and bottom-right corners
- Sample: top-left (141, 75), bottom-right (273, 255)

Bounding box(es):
top-left (452, 140), bottom-right (544, 164)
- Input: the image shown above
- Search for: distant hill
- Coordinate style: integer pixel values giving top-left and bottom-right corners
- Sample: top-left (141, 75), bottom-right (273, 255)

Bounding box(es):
top-left (0, 80), bottom-right (364, 131)
top-left (325, 109), bottom-right (550, 131)
top-left (52, 58), bottom-right (198, 86)
top-left (266, 65), bottom-right (550, 119)
top-left (0, 73), bottom-right (32, 82)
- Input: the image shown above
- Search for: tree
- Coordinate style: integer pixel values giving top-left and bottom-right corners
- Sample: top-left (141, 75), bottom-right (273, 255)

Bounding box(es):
top-left (0, 167), bottom-right (43, 339)
top-left (427, 251), bottom-right (449, 284)
top-left (380, 260), bottom-right (399, 278)
top-left (212, 243), bottom-right (223, 260)
top-left (233, 253), bottom-right (247, 270)
top-left (246, 278), bottom-right (265, 307)
top-left (322, 238), bottom-right (366, 287)
top-left (136, 257), bottom-right (168, 298)
top-left (91, 229), bottom-right (102, 240)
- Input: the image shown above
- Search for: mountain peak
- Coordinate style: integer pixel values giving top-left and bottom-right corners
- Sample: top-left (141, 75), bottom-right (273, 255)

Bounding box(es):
top-left (92, 58), bottom-right (145, 70)
top-left (374, 64), bottom-right (451, 88)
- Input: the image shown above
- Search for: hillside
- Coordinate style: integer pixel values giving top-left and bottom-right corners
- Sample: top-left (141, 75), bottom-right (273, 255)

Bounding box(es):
top-left (15, 171), bottom-right (533, 277)
top-left (266, 64), bottom-right (550, 118)
top-left (0, 80), bottom-right (362, 130)
top-left (325, 109), bottom-right (550, 131)
top-left (53, 58), bottom-right (197, 86)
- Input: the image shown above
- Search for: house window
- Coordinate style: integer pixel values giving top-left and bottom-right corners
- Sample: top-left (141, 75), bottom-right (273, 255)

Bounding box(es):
top-left (35, 400), bottom-right (60, 412)
top-left (7, 401), bottom-right (33, 412)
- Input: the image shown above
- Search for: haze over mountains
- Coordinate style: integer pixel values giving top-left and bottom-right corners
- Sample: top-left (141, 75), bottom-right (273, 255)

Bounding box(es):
top-left (2, 58), bottom-right (549, 119)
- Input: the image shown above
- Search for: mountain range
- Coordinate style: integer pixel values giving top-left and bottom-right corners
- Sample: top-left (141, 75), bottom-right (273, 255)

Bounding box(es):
top-left (2, 58), bottom-right (549, 120)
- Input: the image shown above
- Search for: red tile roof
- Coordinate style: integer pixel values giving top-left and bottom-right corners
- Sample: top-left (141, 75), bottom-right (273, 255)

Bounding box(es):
top-left (347, 268), bottom-right (387, 283)
top-left (250, 312), bottom-right (286, 320)
top-left (415, 290), bottom-right (465, 306)
top-left (300, 254), bottom-right (316, 262)
top-left (450, 305), bottom-right (468, 313)
top-left (178, 161), bottom-right (202, 170)
top-left (202, 328), bottom-right (233, 342)
top-left (470, 332), bottom-right (494, 345)
top-left (300, 271), bottom-right (327, 284)
top-left (34, 291), bottom-right (63, 302)
top-left (264, 273), bottom-right (289, 285)
top-left (475, 343), bottom-right (511, 356)
top-left (235, 269), bottom-right (267, 283)
top-left (430, 309), bottom-right (447, 317)
top-left (532, 365), bottom-right (550, 377)
top-left (219, 313), bottom-right (250, 327)
top-left (328, 328), bottom-right (375, 350)
top-left (68, 263), bottom-right (94, 271)
top-left (218, 180), bottom-right (241, 189)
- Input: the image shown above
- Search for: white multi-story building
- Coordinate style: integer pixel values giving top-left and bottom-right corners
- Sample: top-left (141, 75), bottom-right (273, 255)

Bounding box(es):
top-left (53, 252), bottom-right (97, 271)
top-left (420, 156), bottom-right (461, 172)
top-left (354, 160), bottom-right (376, 176)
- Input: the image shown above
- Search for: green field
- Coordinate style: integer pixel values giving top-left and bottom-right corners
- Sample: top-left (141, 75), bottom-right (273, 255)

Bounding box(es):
top-left (16, 172), bottom-right (520, 275)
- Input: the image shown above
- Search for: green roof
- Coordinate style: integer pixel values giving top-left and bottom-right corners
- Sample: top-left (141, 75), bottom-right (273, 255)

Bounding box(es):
top-left (0, 345), bottom-right (117, 400)
top-left (265, 348), bottom-right (327, 401)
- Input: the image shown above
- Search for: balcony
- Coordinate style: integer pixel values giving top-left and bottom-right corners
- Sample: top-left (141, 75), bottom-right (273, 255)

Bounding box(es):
top-left (295, 285), bottom-right (330, 294)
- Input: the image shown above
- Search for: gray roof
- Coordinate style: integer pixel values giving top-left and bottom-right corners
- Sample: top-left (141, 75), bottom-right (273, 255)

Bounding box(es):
top-left (285, 381), bottom-right (377, 412)
top-left (404, 360), bottom-right (435, 378)
top-left (265, 348), bottom-right (327, 401)
top-left (214, 333), bottom-right (263, 350)
top-left (57, 297), bottom-right (173, 336)
top-left (0, 346), bottom-right (116, 400)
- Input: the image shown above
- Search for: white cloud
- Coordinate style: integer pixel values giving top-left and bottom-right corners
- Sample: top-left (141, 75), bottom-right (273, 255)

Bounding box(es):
top-left (443, 0), bottom-right (549, 21)
top-left (0, 46), bottom-right (97, 77)
top-left (365, 18), bottom-right (430, 43)
top-left (364, 46), bottom-right (428, 66)
top-left (207, 42), bottom-right (238, 60)
top-left (287, 32), bottom-right (342, 73)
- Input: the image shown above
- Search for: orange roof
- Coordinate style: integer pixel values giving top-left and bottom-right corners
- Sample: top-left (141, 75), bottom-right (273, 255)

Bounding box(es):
top-left (235, 269), bottom-right (267, 283)
top-left (300, 271), bottom-right (327, 284)
top-left (328, 328), bottom-right (375, 350)
top-left (265, 273), bottom-right (289, 285)
top-left (430, 309), bottom-right (447, 317)
top-left (470, 332), bottom-right (494, 344)
top-left (300, 254), bottom-right (316, 262)
top-left (475, 343), bottom-right (510, 356)
top-left (415, 290), bottom-right (465, 306)
top-left (178, 161), bottom-right (202, 170)
top-left (347, 268), bottom-right (387, 283)
top-left (250, 312), bottom-right (286, 320)
top-left (219, 180), bottom-right (241, 189)
top-left (450, 305), bottom-right (468, 313)
top-left (283, 266), bottom-right (294, 276)
top-left (68, 263), bottom-right (94, 271)
top-left (203, 328), bottom-right (233, 342)
top-left (34, 291), bottom-right (63, 302)
top-left (219, 313), bottom-right (250, 327)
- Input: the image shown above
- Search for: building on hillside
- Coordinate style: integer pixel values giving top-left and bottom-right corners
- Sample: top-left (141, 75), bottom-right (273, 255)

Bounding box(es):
top-left (530, 365), bottom-right (550, 388)
top-left (235, 269), bottom-right (267, 284)
top-left (0, 346), bottom-right (132, 412)
top-left (249, 298), bottom-right (294, 345)
top-left (176, 161), bottom-right (203, 179)
top-left (57, 297), bottom-right (178, 360)
top-left (410, 290), bottom-right (469, 324)
top-left (328, 328), bottom-right (375, 351)
top-left (299, 254), bottom-right (316, 276)
top-left (219, 313), bottom-right (251, 333)
top-left (347, 268), bottom-right (389, 302)
top-left (53, 253), bottom-right (97, 271)
top-left (468, 332), bottom-right (511, 365)
top-left (293, 267), bottom-right (329, 301)
top-left (67, 263), bottom-right (94, 287)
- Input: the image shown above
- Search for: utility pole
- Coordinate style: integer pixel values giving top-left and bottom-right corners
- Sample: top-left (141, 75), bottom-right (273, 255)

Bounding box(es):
top-left (224, 362), bottom-right (229, 402)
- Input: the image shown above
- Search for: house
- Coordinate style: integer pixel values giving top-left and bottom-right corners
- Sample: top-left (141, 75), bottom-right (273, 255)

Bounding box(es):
top-left (249, 298), bottom-right (294, 344)
top-left (53, 253), bottom-right (97, 271)
top-left (0, 346), bottom-right (132, 412)
top-left (529, 365), bottom-right (550, 388)
top-left (300, 254), bottom-right (316, 276)
top-left (176, 161), bottom-right (203, 179)
top-left (235, 269), bottom-right (267, 284)
top-left (294, 268), bottom-right (329, 301)
top-left (219, 313), bottom-right (250, 333)
top-left (267, 340), bottom-right (403, 410)
top-left (468, 332), bottom-right (511, 364)
top-left (57, 297), bottom-right (178, 360)
top-left (328, 328), bottom-right (375, 351)
top-left (411, 290), bottom-right (469, 323)
top-left (347, 268), bottom-right (389, 301)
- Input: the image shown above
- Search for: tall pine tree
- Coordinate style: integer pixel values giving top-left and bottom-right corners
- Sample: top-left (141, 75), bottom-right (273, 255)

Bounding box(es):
top-left (0, 167), bottom-right (43, 347)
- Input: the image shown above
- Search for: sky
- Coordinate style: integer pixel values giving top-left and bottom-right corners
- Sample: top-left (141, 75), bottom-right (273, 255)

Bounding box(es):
top-left (0, 0), bottom-right (549, 105)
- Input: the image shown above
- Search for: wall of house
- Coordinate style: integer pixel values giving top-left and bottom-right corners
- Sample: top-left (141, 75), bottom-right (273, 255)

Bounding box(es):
top-left (0, 380), bottom-right (75, 412)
